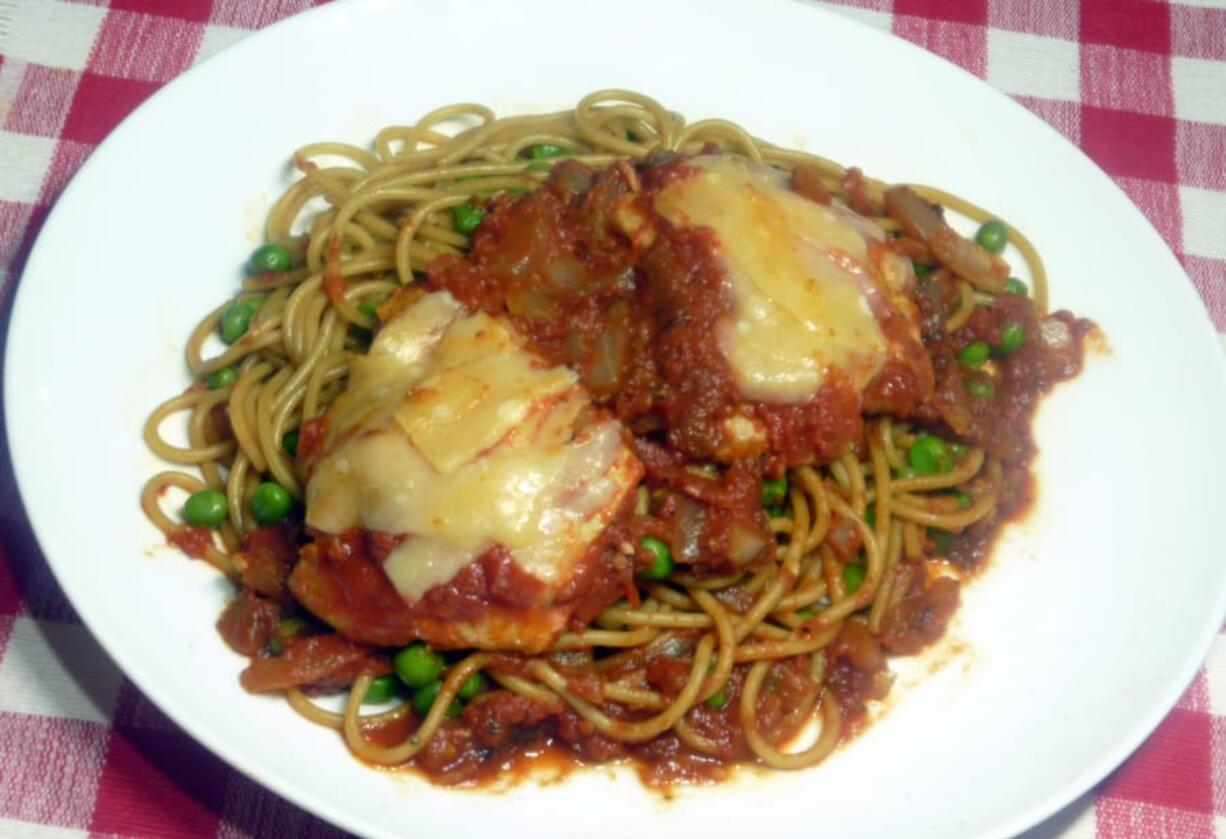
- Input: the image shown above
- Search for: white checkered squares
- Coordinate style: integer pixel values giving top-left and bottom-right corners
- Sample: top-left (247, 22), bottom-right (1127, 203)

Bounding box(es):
top-left (0, 0), bottom-right (105, 71)
top-left (1171, 0), bottom-right (1226, 9)
top-left (1173, 56), bottom-right (1226, 124)
top-left (0, 818), bottom-right (89, 839)
top-left (194, 25), bottom-right (249, 64)
top-left (987, 29), bottom-right (1080, 102)
top-left (1181, 186), bottom-right (1226, 261)
top-left (0, 713), bottom-right (110, 828)
top-left (0, 55), bottom-right (28, 119)
top-left (0, 131), bottom-right (55, 202)
top-left (0, 617), bottom-right (123, 724)
top-left (1204, 633), bottom-right (1226, 715)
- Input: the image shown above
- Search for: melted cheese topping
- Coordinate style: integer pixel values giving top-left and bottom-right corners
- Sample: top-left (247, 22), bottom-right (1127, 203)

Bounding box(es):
top-left (654, 155), bottom-right (903, 403)
top-left (306, 291), bottom-right (641, 600)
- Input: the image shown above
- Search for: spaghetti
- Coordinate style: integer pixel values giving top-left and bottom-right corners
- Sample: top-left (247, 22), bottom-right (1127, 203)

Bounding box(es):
top-left (142, 91), bottom-right (1091, 784)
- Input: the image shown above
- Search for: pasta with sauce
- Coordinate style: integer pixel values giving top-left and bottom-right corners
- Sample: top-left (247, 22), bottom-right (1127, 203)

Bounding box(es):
top-left (142, 90), bottom-right (1093, 784)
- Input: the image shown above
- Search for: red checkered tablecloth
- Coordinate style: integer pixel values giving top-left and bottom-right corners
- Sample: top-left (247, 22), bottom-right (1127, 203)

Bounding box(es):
top-left (0, 1), bottom-right (1222, 837)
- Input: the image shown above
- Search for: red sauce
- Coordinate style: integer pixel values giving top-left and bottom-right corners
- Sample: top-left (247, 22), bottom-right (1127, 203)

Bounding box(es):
top-left (791, 165), bottom-right (832, 205)
top-left (295, 416), bottom-right (328, 473)
top-left (912, 281), bottom-right (1095, 576)
top-left (168, 525), bottom-right (213, 560)
top-left (192, 155), bottom-right (1095, 790)
top-left (421, 156), bottom-right (927, 581)
top-left (346, 651), bottom-right (825, 789)
top-left (321, 234), bottom-right (347, 306)
top-left (878, 569), bottom-right (961, 655)
top-left (235, 524), bottom-right (298, 603)
top-left (288, 521), bottom-right (634, 654)
top-left (217, 589), bottom-right (282, 656)
top-left (240, 633), bottom-right (391, 693)
top-left (426, 158), bottom-right (930, 472)
top-left (841, 167), bottom-right (875, 216)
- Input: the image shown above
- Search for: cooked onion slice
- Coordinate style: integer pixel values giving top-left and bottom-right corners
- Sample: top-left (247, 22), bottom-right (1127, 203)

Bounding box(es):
top-left (884, 186), bottom-right (1008, 294)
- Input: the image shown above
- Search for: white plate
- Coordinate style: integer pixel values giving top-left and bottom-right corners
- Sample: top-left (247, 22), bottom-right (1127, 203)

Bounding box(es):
top-left (7, 1), bottom-right (1226, 837)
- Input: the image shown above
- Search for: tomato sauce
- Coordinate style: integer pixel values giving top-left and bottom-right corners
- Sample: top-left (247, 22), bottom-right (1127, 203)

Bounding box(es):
top-left (168, 525), bottom-right (213, 560)
top-left (203, 155), bottom-right (1094, 789)
top-left (287, 523), bottom-right (634, 653)
top-left (235, 523), bottom-right (298, 603)
top-left (353, 651), bottom-right (823, 789)
top-left (427, 158), bottom-right (914, 474)
top-left (912, 279), bottom-right (1095, 576)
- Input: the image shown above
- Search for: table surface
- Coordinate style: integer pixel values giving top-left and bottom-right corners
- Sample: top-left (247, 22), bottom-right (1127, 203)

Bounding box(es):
top-left (0, 1), bottom-right (1223, 837)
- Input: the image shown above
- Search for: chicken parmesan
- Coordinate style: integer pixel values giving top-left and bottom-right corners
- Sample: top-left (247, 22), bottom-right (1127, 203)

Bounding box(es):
top-left (293, 290), bottom-right (642, 653)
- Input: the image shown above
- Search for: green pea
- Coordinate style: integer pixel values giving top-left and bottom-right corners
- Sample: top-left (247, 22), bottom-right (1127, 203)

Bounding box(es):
top-left (912, 262), bottom-right (935, 277)
top-left (998, 322), bottom-right (1025, 355)
top-left (411, 681), bottom-right (439, 715)
top-left (526, 160), bottom-right (552, 173)
top-left (183, 489), bottom-right (227, 527)
top-left (864, 505), bottom-right (876, 528)
top-left (362, 675), bottom-right (400, 705)
top-left (795, 607), bottom-right (816, 620)
top-left (966, 377), bottom-right (996, 399)
top-left (247, 243), bottom-right (292, 275)
top-left (357, 299), bottom-right (380, 321)
top-left (266, 636), bottom-right (283, 655)
top-left (957, 341), bottom-right (991, 367)
top-left (928, 528), bottom-right (954, 555)
top-left (951, 443), bottom-right (967, 459)
top-left (529, 143), bottom-right (568, 159)
top-left (707, 687), bottom-right (729, 709)
top-left (761, 477), bottom-right (788, 507)
top-left (638, 537), bottom-right (674, 580)
top-left (277, 617), bottom-right (306, 638)
top-left (842, 563), bottom-right (866, 595)
top-left (244, 294), bottom-right (267, 311)
top-left (394, 642), bottom-right (444, 688)
top-left (766, 504), bottom-right (791, 519)
top-left (411, 681), bottom-right (462, 718)
top-left (452, 202), bottom-right (485, 234)
top-left (281, 429), bottom-right (299, 458)
top-left (219, 303), bottom-right (253, 344)
top-left (954, 490), bottom-right (972, 509)
top-left (909, 435), bottom-right (953, 476)
top-left (974, 220), bottom-right (1008, 254)
top-left (250, 482), bottom-right (291, 524)
top-left (1005, 277), bottom-right (1029, 296)
top-left (458, 672), bottom-right (485, 701)
top-left (205, 367), bottom-right (237, 390)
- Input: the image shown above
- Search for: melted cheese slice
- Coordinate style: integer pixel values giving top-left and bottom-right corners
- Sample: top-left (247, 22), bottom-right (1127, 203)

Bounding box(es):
top-left (654, 155), bottom-right (901, 403)
top-left (306, 291), bottom-right (641, 600)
